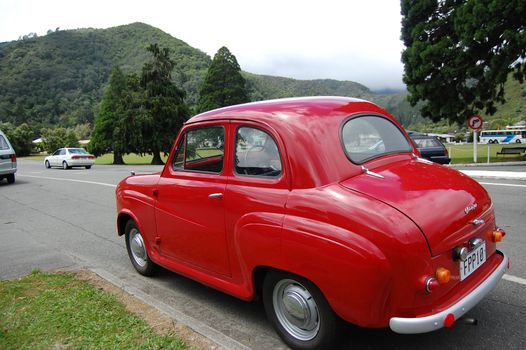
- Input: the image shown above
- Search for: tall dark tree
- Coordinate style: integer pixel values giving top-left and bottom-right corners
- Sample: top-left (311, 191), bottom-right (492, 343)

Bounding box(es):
top-left (141, 43), bottom-right (189, 165)
top-left (401, 0), bottom-right (526, 124)
top-left (197, 46), bottom-right (249, 112)
top-left (89, 67), bottom-right (144, 164)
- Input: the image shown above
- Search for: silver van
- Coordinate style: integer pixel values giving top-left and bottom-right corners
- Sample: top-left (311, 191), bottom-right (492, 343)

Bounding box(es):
top-left (0, 129), bottom-right (16, 184)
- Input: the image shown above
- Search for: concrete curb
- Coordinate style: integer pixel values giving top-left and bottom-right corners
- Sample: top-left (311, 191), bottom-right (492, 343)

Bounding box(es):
top-left (451, 161), bottom-right (526, 167)
top-left (460, 170), bottom-right (526, 181)
top-left (90, 267), bottom-right (251, 350)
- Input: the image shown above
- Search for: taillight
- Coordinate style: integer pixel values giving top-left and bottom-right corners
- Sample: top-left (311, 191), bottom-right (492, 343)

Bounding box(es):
top-left (489, 228), bottom-right (506, 242)
top-left (436, 267), bottom-right (451, 284)
top-left (88, 155), bottom-right (95, 159)
top-left (444, 147), bottom-right (449, 157)
top-left (10, 154), bottom-right (16, 162)
top-left (425, 277), bottom-right (440, 293)
top-left (72, 155), bottom-right (80, 159)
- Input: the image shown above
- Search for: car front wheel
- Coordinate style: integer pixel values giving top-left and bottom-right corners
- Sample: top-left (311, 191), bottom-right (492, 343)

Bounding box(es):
top-left (263, 270), bottom-right (341, 350)
top-left (125, 220), bottom-right (158, 276)
top-left (45, 160), bottom-right (51, 168)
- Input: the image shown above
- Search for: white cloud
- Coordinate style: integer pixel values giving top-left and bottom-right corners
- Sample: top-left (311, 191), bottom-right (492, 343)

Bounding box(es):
top-left (0, 0), bottom-right (406, 90)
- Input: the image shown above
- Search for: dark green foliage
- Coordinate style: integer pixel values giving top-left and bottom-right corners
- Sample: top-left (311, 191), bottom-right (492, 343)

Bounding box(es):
top-left (41, 127), bottom-right (78, 154)
top-left (140, 44), bottom-right (189, 165)
top-left (197, 47), bottom-right (249, 112)
top-left (0, 122), bottom-right (34, 156)
top-left (0, 23), bottom-right (210, 129)
top-left (401, 0), bottom-right (526, 123)
top-left (89, 67), bottom-right (146, 164)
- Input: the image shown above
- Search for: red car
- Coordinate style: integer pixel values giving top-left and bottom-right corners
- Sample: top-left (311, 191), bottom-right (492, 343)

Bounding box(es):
top-left (116, 97), bottom-right (508, 350)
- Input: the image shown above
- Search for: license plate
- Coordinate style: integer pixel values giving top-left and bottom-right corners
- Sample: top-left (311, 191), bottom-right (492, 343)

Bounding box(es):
top-left (460, 243), bottom-right (486, 281)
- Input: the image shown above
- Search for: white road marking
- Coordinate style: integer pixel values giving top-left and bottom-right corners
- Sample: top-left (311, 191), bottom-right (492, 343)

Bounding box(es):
top-left (19, 174), bottom-right (117, 188)
top-left (479, 182), bottom-right (526, 188)
top-left (503, 274), bottom-right (526, 286)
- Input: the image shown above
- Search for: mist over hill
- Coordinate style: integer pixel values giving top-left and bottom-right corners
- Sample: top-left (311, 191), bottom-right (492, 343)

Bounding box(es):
top-left (0, 22), bottom-right (422, 130)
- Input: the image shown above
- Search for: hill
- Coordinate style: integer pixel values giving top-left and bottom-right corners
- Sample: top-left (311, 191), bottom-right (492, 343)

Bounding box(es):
top-left (0, 22), bottom-right (423, 130)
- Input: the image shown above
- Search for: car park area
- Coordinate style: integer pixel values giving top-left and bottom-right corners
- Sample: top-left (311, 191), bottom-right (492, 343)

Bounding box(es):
top-left (1, 160), bottom-right (525, 350)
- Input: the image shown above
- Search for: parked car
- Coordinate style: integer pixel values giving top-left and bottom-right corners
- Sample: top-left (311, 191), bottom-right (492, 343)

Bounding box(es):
top-left (45, 148), bottom-right (95, 169)
top-left (0, 129), bottom-right (17, 184)
top-left (410, 134), bottom-right (451, 164)
top-left (116, 97), bottom-right (507, 350)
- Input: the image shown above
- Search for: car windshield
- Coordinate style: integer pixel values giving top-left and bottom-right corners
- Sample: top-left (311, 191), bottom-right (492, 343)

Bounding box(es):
top-left (68, 148), bottom-right (89, 154)
top-left (341, 116), bottom-right (413, 164)
top-left (413, 138), bottom-right (443, 148)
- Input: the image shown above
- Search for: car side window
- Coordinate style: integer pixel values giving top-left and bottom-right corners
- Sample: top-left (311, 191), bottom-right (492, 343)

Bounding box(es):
top-left (60, 149), bottom-right (67, 155)
top-left (172, 126), bottom-right (224, 174)
top-left (235, 126), bottom-right (282, 177)
top-left (0, 135), bottom-right (9, 150)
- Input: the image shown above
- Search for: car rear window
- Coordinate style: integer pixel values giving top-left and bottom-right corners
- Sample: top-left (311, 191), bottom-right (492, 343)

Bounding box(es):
top-left (68, 148), bottom-right (89, 154)
top-left (0, 135), bottom-right (10, 150)
top-left (413, 138), bottom-right (443, 148)
top-left (341, 116), bottom-right (412, 164)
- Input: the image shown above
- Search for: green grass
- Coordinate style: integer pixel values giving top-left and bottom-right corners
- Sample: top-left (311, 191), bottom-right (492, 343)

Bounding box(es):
top-left (0, 270), bottom-right (188, 350)
top-left (446, 143), bottom-right (526, 164)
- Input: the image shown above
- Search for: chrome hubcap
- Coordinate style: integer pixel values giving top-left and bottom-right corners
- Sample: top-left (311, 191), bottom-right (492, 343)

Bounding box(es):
top-left (273, 279), bottom-right (320, 341)
top-left (129, 228), bottom-right (147, 267)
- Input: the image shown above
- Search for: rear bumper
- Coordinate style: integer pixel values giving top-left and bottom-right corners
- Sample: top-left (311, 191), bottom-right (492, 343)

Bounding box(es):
top-left (389, 251), bottom-right (507, 334)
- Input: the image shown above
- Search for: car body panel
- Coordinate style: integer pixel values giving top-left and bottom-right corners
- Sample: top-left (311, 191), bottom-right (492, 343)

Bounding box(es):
top-left (45, 148), bottom-right (95, 168)
top-left (116, 97), bottom-right (506, 331)
top-left (0, 130), bottom-right (16, 179)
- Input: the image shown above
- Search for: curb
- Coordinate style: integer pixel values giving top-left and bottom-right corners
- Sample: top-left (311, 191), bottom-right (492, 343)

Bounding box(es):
top-left (90, 267), bottom-right (251, 350)
top-left (451, 161), bottom-right (526, 167)
top-left (460, 170), bottom-right (526, 181)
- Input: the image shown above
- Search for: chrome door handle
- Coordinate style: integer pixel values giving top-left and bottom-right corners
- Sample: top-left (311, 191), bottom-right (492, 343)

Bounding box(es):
top-left (208, 193), bottom-right (223, 199)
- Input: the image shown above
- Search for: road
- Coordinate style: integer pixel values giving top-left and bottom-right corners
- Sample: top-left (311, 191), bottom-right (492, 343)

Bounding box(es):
top-left (1, 160), bottom-right (525, 350)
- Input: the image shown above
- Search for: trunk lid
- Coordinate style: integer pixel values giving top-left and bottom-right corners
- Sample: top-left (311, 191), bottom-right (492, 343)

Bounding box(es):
top-left (341, 159), bottom-right (492, 255)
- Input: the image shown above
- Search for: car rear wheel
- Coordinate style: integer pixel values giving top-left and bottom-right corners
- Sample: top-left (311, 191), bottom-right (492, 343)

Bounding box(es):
top-left (516, 139), bottom-right (522, 144)
top-left (6, 174), bottom-right (15, 184)
top-left (125, 220), bottom-right (158, 276)
top-left (263, 270), bottom-right (341, 350)
top-left (62, 161), bottom-right (69, 170)
top-left (85, 165), bottom-right (91, 169)
top-left (45, 160), bottom-right (51, 168)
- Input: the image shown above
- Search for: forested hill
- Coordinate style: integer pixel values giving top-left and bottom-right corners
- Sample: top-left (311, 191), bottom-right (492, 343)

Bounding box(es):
top-left (0, 22), bottom-right (420, 129)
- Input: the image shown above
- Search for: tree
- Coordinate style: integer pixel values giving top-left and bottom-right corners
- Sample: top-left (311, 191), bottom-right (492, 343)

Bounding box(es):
top-left (401, 0), bottom-right (526, 124)
top-left (140, 43), bottom-right (189, 165)
top-left (0, 122), bottom-right (34, 156)
top-left (41, 127), bottom-right (78, 154)
top-left (197, 46), bottom-right (249, 113)
top-left (89, 67), bottom-right (145, 164)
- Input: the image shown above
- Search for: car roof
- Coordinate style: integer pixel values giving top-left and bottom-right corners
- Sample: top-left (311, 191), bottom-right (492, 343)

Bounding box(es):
top-left (186, 96), bottom-right (413, 189)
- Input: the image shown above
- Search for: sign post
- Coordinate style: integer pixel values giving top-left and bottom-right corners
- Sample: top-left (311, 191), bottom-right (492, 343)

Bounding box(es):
top-left (468, 115), bottom-right (484, 163)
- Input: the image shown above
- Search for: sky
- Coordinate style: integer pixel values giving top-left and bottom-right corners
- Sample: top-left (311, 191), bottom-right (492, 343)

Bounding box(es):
top-left (0, 0), bottom-right (406, 90)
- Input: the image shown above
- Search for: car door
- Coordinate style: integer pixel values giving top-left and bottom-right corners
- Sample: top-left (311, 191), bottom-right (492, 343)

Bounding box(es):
top-left (49, 149), bottom-right (61, 166)
top-left (224, 122), bottom-right (289, 274)
top-left (154, 123), bottom-right (231, 276)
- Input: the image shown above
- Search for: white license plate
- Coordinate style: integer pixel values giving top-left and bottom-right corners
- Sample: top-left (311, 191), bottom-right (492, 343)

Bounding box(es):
top-left (460, 243), bottom-right (486, 281)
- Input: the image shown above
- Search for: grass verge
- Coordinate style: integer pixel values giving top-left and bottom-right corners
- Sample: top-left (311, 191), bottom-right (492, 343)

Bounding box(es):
top-left (0, 270), bottom-right (189, 350)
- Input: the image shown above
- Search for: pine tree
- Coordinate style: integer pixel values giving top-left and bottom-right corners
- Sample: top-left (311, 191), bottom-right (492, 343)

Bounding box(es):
top-left (197, 46), bottom-right (249, 113)
top-left (401, 0), bottom-right (526, 123)
top-left (140, 44), bottom-right (189, 165)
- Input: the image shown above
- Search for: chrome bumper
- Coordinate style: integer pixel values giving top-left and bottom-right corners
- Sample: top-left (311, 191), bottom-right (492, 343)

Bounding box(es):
top-left (389, 251), bottom-right (508, 334)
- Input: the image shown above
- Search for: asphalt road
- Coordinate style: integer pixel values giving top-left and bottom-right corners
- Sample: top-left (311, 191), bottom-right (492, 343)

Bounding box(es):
top-left (1, 160), bottom-right (525, 350)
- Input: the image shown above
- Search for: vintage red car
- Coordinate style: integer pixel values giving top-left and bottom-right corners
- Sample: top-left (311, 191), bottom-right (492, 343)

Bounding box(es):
top-left (116, 97), bottom-right (508, 350)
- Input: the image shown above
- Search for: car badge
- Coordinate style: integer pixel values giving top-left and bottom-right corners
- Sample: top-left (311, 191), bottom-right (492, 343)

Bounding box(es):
top-left (464, 203), bottom-right (477, 215)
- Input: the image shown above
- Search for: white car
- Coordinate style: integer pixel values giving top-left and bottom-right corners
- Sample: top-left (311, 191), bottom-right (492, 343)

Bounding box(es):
top-left (45, 148), bottom-right (96, 169)
top-left (0, 129), bottom-right (17, 183)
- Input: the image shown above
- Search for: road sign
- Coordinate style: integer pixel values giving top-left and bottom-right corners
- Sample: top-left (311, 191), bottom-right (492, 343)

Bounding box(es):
top-left (468, 115), bottom-right (484, 130)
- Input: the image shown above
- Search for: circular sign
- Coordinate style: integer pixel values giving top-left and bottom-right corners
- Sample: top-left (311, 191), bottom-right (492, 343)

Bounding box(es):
top-left (468, 115), bottom-right (484, 130)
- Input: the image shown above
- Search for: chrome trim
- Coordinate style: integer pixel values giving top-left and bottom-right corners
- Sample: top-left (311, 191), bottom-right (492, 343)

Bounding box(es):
top-left (471, 219), bottom-right (485, 225)
top-left (361, 166), bottom-right (384, 179)
top-left (208, 193), bottom-right (224, 199)
top-left (469, 237), bottom-right (484, 249)
top-left (389, 252), bottom-right (507, 334)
